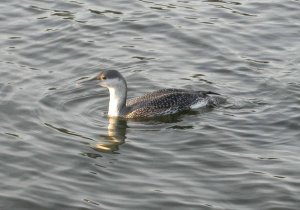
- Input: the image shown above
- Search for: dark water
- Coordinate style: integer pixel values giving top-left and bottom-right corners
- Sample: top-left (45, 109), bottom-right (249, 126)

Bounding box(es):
top-left (1, 0), bottom-right (300, 209)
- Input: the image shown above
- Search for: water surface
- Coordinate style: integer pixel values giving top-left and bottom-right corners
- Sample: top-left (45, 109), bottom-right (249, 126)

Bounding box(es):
top-left (1, 0), bottom-right (300, 209)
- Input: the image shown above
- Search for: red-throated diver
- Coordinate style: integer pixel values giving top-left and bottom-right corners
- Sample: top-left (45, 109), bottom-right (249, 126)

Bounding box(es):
top-left (94, 70), bottom-right (222, 118)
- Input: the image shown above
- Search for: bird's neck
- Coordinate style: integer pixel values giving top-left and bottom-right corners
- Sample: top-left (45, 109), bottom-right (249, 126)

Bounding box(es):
top-left (108, 84), bottom-right (127, 117)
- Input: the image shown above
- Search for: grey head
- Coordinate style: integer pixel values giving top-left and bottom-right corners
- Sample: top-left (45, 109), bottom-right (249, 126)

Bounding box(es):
top-left (95, 70), bottom-right (128, 117)
top-left (96, 70), bottom-right (127, 89)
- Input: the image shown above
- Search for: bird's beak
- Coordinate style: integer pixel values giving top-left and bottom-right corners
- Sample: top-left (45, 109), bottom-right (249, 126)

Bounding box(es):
top-left (76, 75), bottom-right (98, 87)
top-left (87, 75), bottom-right (98, 81)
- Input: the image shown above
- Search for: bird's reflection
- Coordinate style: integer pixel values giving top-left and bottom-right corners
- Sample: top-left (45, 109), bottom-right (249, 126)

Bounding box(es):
top-left (91, 117), bottom-right (127, 153)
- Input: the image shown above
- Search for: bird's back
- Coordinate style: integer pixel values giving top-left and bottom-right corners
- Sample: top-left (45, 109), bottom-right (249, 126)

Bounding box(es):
top-left (125, 88), bottom-right (218, 118)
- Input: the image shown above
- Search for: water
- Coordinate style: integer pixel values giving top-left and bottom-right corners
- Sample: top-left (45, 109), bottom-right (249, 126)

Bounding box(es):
top-left (1, 0), bottom-right (300, 209)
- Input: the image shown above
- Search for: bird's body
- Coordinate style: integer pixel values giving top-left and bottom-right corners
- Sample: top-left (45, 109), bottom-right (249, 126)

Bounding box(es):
top-left (94, 70), bottom-right (223, 119)
top-left (125, 88), bottom-right (218, 118)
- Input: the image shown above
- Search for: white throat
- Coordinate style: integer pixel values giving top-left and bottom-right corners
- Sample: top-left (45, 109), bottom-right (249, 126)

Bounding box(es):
top-left (108, 86), bottom-right (126, 117)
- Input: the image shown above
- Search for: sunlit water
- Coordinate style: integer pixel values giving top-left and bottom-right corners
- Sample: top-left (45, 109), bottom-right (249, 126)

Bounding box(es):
top-left (1, 0), bottom-right (300, 209)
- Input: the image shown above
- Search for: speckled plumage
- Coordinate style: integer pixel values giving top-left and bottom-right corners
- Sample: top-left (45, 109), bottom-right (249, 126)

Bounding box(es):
top-left (96, 70), bottom-right (222, 119)
top-left (125, 89), bottom-right (216, 118)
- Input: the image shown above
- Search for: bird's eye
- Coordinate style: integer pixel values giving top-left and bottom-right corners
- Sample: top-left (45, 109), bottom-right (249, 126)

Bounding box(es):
top-left (101, 76), bottom-right (106, 80)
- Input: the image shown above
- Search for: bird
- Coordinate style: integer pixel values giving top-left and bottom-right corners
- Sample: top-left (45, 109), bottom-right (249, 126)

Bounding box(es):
top-left (92, 70), bottom-right (223, 119)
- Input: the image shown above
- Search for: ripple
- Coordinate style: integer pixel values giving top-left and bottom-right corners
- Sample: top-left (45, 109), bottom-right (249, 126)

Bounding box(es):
top-left (89, 9), bottom-right (123, 15)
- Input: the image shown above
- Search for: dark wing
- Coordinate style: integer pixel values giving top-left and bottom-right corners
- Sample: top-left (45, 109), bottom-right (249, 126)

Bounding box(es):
top-left (126, 89), bottom-right (211, 118)
top-left (127, 89), bottom-right (207, 108)
top-left (125, 107), bottom-right (172, 118)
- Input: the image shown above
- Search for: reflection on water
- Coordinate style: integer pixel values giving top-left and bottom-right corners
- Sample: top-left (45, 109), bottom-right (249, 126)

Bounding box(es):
top-left (92, 117), bottom-right (127, 153)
